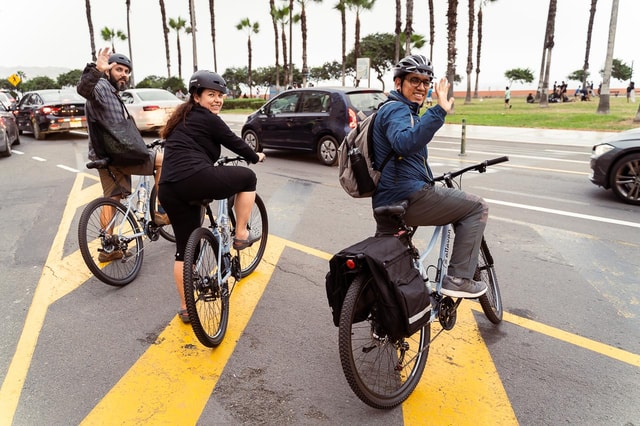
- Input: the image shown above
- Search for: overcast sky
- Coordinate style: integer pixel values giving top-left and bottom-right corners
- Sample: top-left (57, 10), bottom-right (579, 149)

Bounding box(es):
top-left (1, 0), bottom-right (638, 91)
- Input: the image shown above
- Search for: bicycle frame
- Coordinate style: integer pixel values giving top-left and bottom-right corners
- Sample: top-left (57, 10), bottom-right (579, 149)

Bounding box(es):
top-left (199, 198), bottom-right (234, 293)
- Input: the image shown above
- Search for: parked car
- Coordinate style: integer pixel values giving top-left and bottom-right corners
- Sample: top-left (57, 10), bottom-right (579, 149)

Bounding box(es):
top-left (0, 100), bottom-right (20, 157)
top-left (241, 87), bottom-right (387, 166)
top-left (590, 127), bottom-right (640, 205)
top-left (121, 88), bottom-right (183, 132)
top-left (0, 90), bottom-right (17, 110)
top-left (14, 89), bottom-right (87, 140)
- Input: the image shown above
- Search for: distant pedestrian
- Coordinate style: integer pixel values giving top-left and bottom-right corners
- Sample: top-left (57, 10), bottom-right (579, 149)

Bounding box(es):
top-left (504, 86), bottom-right (511, 109)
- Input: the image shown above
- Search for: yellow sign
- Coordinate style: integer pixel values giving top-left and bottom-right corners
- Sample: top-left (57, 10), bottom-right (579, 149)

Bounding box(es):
top-left (8, 73), bottom-right (21, 87)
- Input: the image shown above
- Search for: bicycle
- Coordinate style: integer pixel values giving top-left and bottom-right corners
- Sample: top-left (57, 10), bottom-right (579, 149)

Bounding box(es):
top-left (336, 156), bottom-right (508, 409)
top-left (183, 155), bottom-right (268, 348)
top-left (77, 139), bottom-right (175, 287)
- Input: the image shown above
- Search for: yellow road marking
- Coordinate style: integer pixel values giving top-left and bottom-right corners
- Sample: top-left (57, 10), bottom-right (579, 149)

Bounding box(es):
top-left (2, 173), bottom-right (638, 425)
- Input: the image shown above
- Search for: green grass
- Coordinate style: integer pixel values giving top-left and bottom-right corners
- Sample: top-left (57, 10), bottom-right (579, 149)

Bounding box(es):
top-left (441, 96), bottom-right (640, 132)
top-left (222, 95), bottom-right (640, 132)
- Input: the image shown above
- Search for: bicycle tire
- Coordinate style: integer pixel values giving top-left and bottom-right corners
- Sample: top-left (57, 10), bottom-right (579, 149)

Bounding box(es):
top-left (149, 185), bottom-right (176, 243)
top-left (338, 273), bottom-right (430, 409)
top-left (78, 197), bottom-right (144, 286)
top-left (228, 194), bottom-right (268, 277)
top-left (183, 227), bottom-right (229, 347)
top-left (475, 238), bottom-right (503, 324)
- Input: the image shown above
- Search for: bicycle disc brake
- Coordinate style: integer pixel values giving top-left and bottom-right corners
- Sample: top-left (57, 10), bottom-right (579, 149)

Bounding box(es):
top-left (438, 296), bottom-right (458, 330)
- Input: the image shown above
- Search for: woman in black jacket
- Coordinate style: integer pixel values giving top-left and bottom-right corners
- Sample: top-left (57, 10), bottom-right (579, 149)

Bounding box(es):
top-left (158, 70), bottom-right (265, 323)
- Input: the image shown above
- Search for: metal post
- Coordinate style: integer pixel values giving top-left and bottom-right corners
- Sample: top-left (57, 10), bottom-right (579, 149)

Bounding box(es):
top-left (459, 118), bottom-right (467, 156)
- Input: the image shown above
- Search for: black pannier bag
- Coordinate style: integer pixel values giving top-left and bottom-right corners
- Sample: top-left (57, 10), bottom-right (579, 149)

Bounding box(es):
top-left (326, 236), bottom-right (431, 340)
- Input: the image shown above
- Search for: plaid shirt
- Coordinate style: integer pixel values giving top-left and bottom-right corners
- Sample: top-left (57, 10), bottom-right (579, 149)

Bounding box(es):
top-left (77, 65), bottom-right (127, 160)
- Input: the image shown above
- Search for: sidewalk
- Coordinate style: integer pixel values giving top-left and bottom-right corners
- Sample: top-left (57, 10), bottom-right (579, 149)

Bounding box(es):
top-left (221, 113), bottom-right (613, 148)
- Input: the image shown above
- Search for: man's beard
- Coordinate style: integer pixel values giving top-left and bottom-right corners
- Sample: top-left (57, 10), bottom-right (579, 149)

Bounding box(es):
top-left (108, 73), bottom-right (129, 91)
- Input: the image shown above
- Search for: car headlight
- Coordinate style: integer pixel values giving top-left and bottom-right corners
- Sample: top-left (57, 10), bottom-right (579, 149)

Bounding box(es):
top-left (592, 143), bottom-right (614, 157)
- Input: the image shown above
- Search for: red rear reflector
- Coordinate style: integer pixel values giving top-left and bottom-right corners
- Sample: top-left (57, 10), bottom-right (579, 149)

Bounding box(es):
top-left (348, 108), bottom-right (357, 129)
top-left (345, 259), bottom-right (356, 270)
top-left (143, 105), bottom-right (160, 111)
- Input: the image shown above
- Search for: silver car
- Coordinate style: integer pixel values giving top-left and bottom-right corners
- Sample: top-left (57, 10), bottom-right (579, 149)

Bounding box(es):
top-left (0, 100), bottom-right (20, 157)
top-left (121, 88), bottom-right (184, 133)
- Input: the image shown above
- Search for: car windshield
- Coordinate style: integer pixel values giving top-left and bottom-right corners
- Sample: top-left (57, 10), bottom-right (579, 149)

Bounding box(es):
top-left (135, 90), bottom-right (179, 101)
top-left (347, 92), bottom-right (388, 112)
top-left (40, 91), bottom-right (85, 103)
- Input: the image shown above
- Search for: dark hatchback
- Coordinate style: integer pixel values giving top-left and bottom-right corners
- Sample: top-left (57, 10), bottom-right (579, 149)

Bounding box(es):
top-left (14, 89), bottom-right (87, 140)
top-left (589, 127), bottom-right (640, 205)
top-left (241, 87), bottom-right (387, 166)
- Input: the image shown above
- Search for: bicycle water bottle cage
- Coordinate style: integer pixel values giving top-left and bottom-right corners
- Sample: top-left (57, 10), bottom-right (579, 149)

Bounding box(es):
top-left (373, 200), bottom-right (409, 236)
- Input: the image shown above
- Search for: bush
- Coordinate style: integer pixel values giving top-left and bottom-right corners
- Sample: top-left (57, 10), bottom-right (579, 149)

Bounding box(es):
top-left (224, 98), bottom-right (265, 111)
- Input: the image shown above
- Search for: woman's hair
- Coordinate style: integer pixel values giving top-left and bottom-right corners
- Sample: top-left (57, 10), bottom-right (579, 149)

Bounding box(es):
top-left (159, 90), bottom-right (202, 139)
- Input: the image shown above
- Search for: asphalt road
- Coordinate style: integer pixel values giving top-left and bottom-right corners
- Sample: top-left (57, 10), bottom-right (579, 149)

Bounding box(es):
top-left (0, 121), bottom-right (638, 425)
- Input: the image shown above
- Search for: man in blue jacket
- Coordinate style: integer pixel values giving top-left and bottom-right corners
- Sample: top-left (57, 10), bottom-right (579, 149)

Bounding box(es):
top-left (371, 54), bottom-right (488, 298)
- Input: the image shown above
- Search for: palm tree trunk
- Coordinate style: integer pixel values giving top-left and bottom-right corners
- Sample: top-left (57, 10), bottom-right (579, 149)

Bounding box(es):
top-left (84, 0), bottom-right (97, 62)
top-left (394, 0), bottom-right (401, 63)
top-left (301, 2), bottom-right (308, 87)
top-left (281, 23), bottom-right (289, 87)
top-left (464, 0), bottom-right (474, 104)
top-left (446, 0), bottom-right (458, 112)
top-left (581, 0), bottom-right (598, 91)
top-left (159, 0), bottom-right (171, 78)
top-left (354, 11), bottom-right (361, 87)
top-left (473, 5), bottom-right (482, 98)
top-left (270, 0), bottom-right (280, 90)
top-left (289, 0), bottom-right (294, 86)
top-left (189, 0), bottom-right (198, 72)
top-left (539, 0), bottom-right (557, 108)
top-left (404, 0), bottom-right (413, 55)
top-left (428, 0), bottom-right (434, 61)
top-left (339, 1), bottom-right (346, 86)
top-left (209, 0), bottom-right (217, 72)
top-left (597, 0), bottom-right (619, 114)
top-left (126, 0), bottom-right (135, 86)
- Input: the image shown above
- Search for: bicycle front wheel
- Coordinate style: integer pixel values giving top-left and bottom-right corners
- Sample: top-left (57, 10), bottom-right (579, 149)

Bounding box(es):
top-left (183, 227), bottom-right (229, 347)
top-left (338, 273), bottom-right (430, 409)
top-left (475, 237), bottom-right (503, 324)
top-left (78, 197), bottom-right (144, 286)
top-left (229, 194), bottom-right (268, 277)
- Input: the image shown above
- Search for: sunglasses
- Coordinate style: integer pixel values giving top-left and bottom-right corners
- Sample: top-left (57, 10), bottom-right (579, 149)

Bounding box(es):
top-left (407, 77), bottom-right (432, 88)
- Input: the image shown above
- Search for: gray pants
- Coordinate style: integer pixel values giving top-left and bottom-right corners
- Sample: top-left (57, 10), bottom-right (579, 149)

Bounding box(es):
top-left (404, 184), bottom-right (488, 279)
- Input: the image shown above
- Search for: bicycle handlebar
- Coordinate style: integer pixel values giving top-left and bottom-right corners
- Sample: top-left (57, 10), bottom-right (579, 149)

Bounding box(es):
top-left (216, 156), bottom-right (249, 166)
top-left (432, 156), bottom-right (509, 182)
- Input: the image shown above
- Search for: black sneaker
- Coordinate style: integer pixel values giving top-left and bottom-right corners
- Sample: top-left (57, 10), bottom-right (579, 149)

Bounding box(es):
top-left (441, 276), bottom-right (487, 298)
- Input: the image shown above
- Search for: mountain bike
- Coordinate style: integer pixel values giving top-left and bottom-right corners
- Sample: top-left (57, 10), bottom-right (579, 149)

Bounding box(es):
top-left (183, 156), bottom-right (268, 348)
top-left (337, 156), bottom-right (508, 409)
top-left (77, 139), bottom-right (175, 286)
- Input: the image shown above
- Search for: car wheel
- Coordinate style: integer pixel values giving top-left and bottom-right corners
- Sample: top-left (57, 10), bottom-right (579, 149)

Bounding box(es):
top-left (242, 129), bottom-right (260, 152)
top-left (1, 131), bottom-right (11, 157)
top-left (609, 153), bottom-right (640, 205)
top-left (317, 135), bottom-right (339, 166)
top-left (32, 119), bottom-right (45, 140)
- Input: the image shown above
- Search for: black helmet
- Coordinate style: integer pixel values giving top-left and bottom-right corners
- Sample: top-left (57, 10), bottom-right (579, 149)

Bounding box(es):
top-left (393, 54), bottom-right (433, 79)
top-left (188, 70), bottom-right (227, 95)
top-left (108, 53), bottom-right (132, 71)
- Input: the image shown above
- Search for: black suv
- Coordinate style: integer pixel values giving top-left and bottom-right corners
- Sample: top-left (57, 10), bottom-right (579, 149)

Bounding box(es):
top-left (241, 87), bottom-right (387, 166)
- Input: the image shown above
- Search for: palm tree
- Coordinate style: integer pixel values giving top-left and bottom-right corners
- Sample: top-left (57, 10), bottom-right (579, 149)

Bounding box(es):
top-left (581, 0), bottom-right (598, 94)
top-left (297, 0), bottom-right (323, 87)
top-left (473, 3), bottom-right (482, 98)
top-left (189, 0), bottom-right (198, 72)
top-left (159, 0), bottom-right (171, 78)
top-left (464, 0), bottom-right (475, 104)
top-left (394, 0), bottom-right (401, 63)
top-left (597, 0), bottom-right (619, 114)
top-left (169, 17), bottom-right (187, 79)
top-left (125, 0), bottom-right (135, 85)
top-left (334, 0), bottom-right (347, 86)
top-left (269, 0), bottom-right (281, 89)
top-left (274, 6), bottom-right (291, 87)
top-left (427, 0), bottom-right (434, 60)
top-left (445, 0), bottom-right (458, 109)
top-left (538, 0), bottom-right (557, 108)
top-left (209, 0), bottom-right (218, 72)
top-left (404, 0), bottom-right (414, 55)
top-left (100, 27), bottom-right (127, 53)
top-left (84, 0), bottom-right (97, 62)
top-left (236, 18), bottom-right (260, 96)
top-left (347, 0), bottom-right (376, 87)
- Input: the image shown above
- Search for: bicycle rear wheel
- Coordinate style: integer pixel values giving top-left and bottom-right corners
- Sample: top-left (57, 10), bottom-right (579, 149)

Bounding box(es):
top-left (229, 194), bottom-right (268, 277)
top-left (183, 227), bottom-right (229, 347)
top-left (78, 197), bottom-right (144, 286)
top-left (338, 273), bottom-right (430, 409)
top-left (475, 237), bottom-right (503, 324)
top-left (149, 185), bottom-right (175, 243)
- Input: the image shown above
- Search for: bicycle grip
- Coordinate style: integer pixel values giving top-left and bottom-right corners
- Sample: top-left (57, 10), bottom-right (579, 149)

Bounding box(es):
top-left (486, 156), bottom-right (509, 166)
top-left (86, 158), bottom-right (111, 169)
